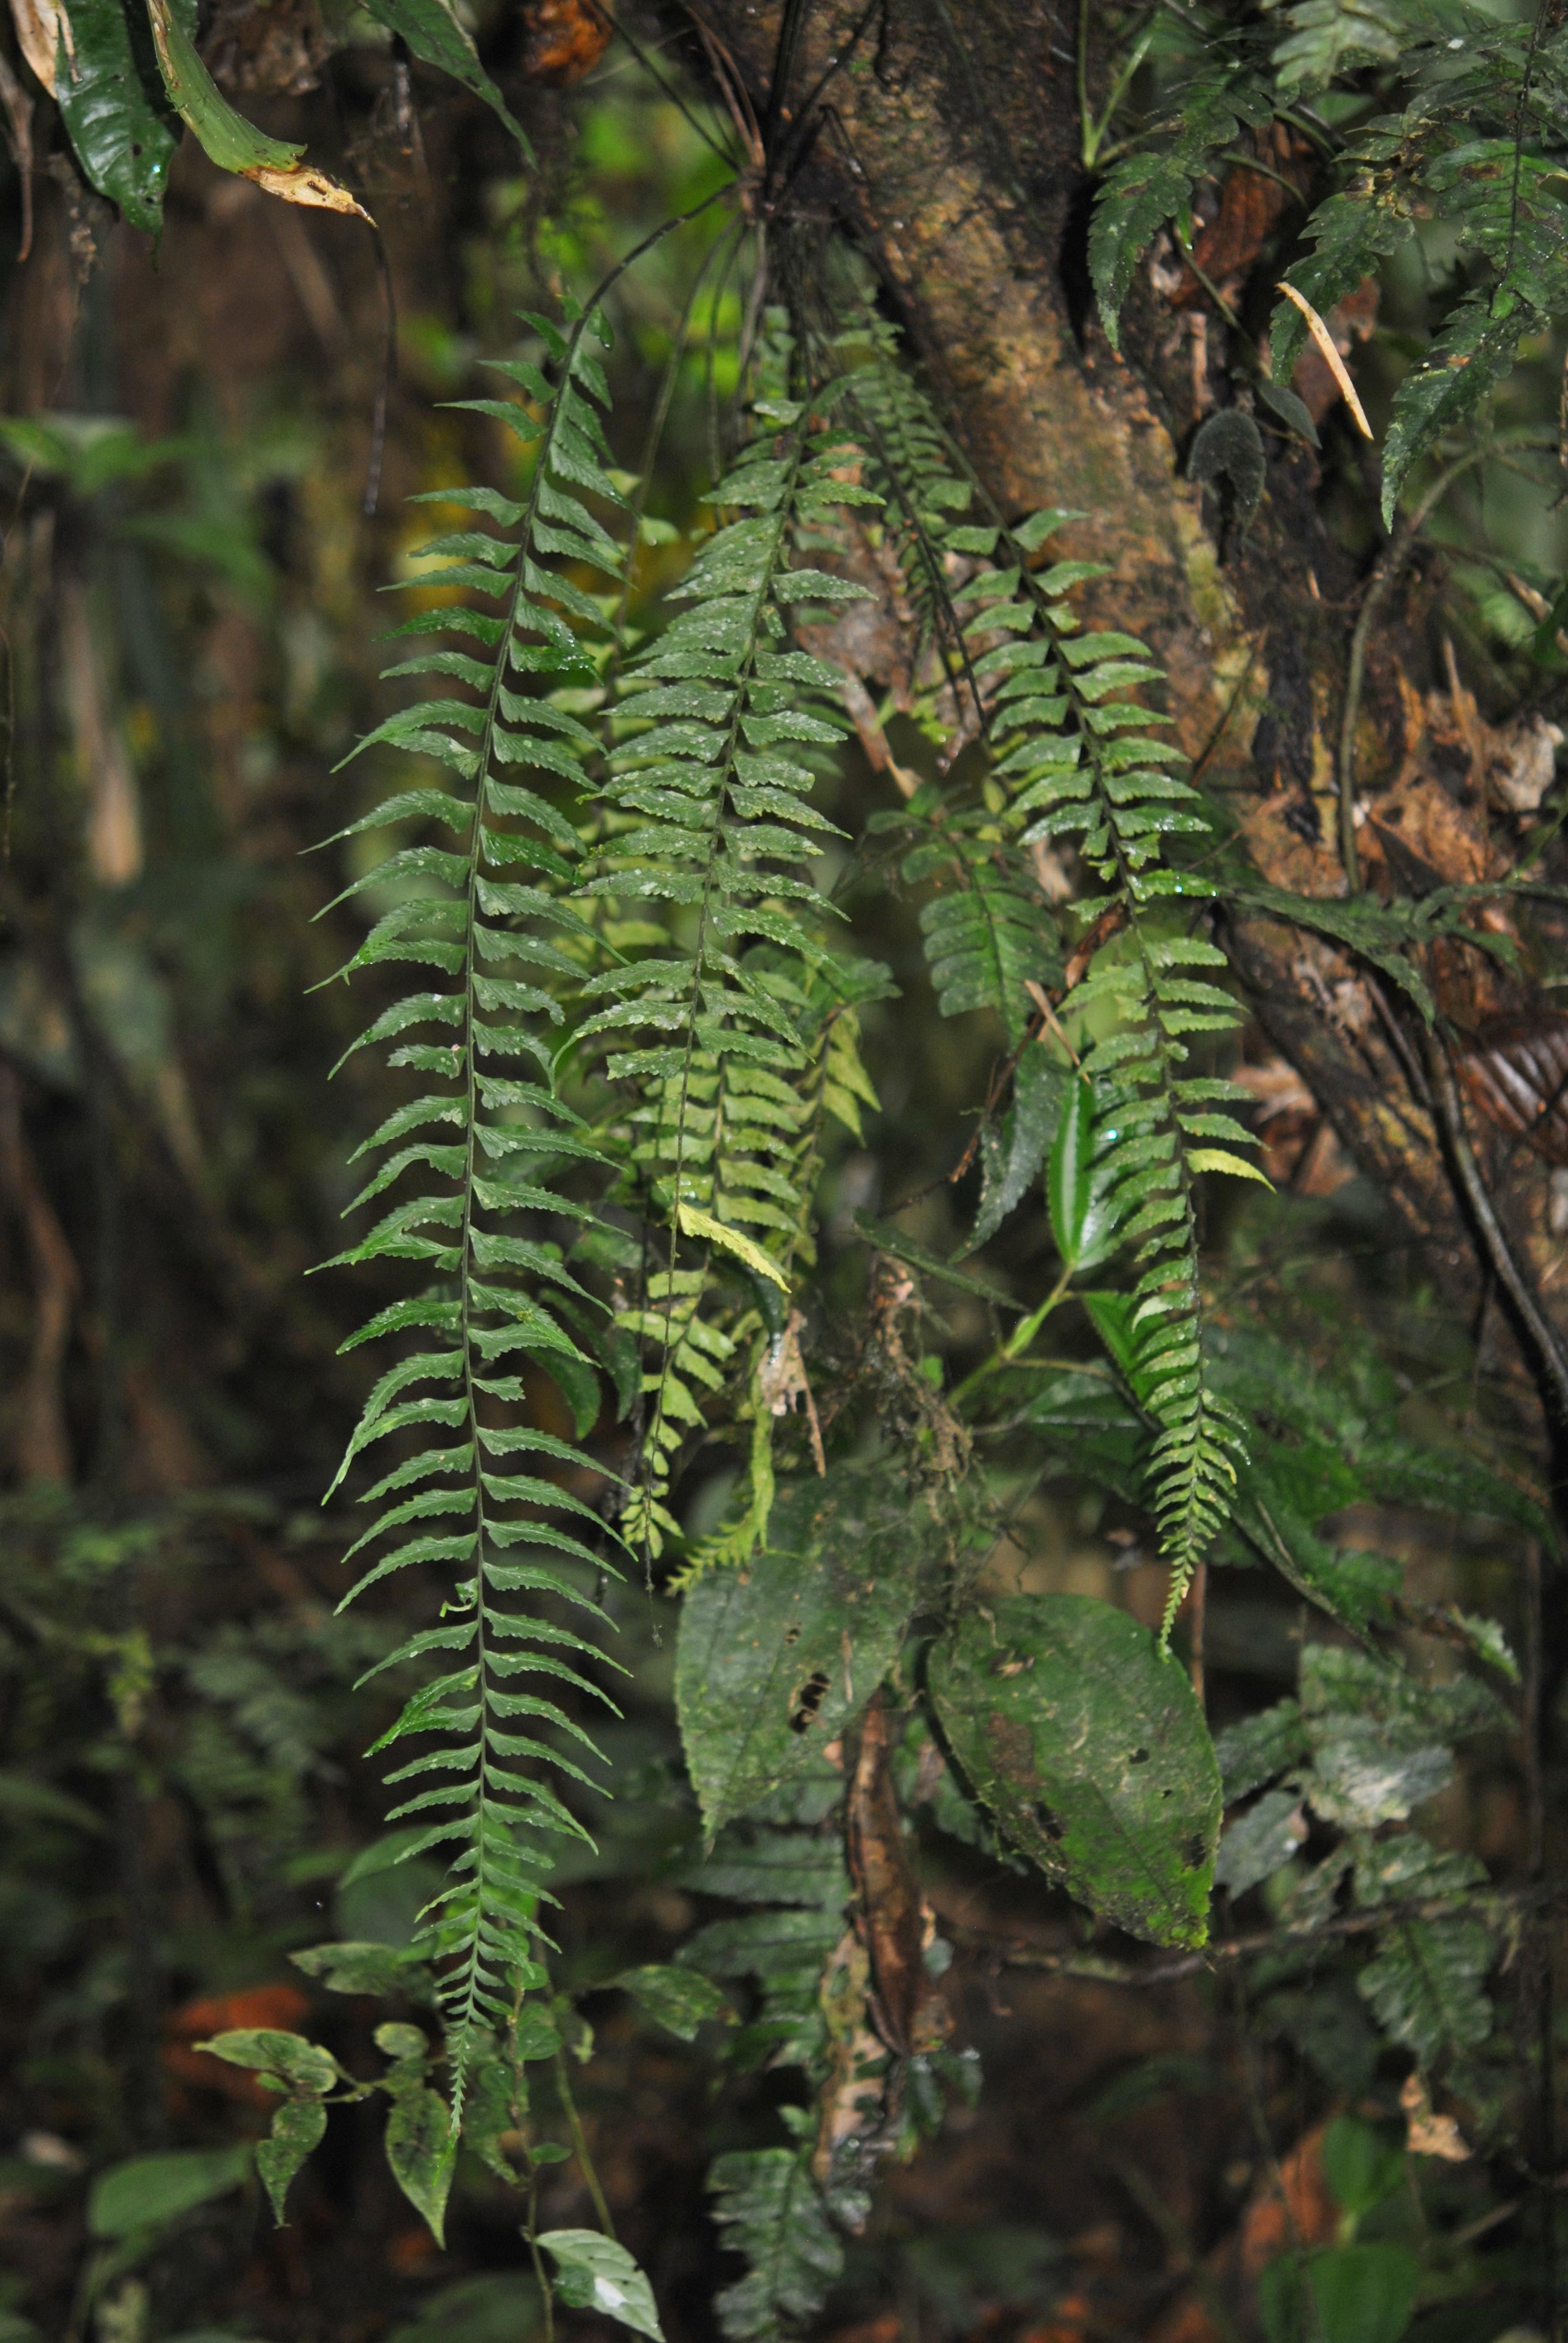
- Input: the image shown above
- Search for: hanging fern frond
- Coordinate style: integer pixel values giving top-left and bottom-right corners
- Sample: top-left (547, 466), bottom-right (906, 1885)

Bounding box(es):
top-left (320, 300), bottom-right (635, 2096)
top-left (930, 511), bottom-right (1264, 1636)
top-left (573, 393), bottom-right (885, 1564)
top-left (1088, 64), bottom-right (1274, 351)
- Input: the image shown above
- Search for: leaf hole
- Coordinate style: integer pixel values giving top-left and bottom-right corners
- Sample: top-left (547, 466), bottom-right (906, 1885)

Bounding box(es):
top-left (1129, 1747), bottom-right (1151, 1765)
top-left (1183, 1835), bottom-right (1207, 1870)
top-left (789, 1670), bottom-right (830, 1734)
top-left (783, 1625), bottom-right (800, 1645)
top-left (1034, 1803), bottom-right (1065, 1843)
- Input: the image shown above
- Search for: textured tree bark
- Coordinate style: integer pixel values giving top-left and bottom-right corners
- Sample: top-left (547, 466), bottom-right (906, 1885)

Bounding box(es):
top-left (688, 0), bottom-right (1568, 1424)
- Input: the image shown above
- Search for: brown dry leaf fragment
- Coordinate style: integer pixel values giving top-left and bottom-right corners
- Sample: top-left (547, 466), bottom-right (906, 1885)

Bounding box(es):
top-left (847, 1697), bottom-right (948, 2062)
top-left (757, 1308), bottom-right (825, 1473)
top-left (1401, 2071), bottom-right (1471, 2161)
top-left (1233, 1057), bottom-right (1315, 1123)
top-left (519, 0), bottom-right (611, 85)
top-left (1278, 281), bottom-right (1373, 435)
top-left (1459, 1014), bottom-right (1568, 1164)
top-left (9, 0), bottom-right (70, 94)
top-left (811, 1928), bottom-right (887, 2211)
top-left (242, 160), bottom-right (371, 218)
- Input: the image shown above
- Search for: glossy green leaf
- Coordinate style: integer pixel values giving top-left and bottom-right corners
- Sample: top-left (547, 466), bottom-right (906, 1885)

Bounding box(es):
top-left (676, 1459), bottom-right (936, 1834)
top-left (56, 0), bottom-right (188, 236)
top-left (968, 1041), bottom-right (1066, 1254)
top-left (928, 1593), bottom-right (1221, 1948)
top-left (144, 0), bottom-right (366, 214)
top-left (357, 0), bottom-right (534, 160)
top-left (541, 2231), bottom-right (664, 2341)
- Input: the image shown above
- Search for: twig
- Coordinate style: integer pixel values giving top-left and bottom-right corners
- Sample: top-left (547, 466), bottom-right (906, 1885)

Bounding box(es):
top-left (364, 226), bottom-right (397, 519)
top-left (956, 1880), bottom-right (1567, 1987)
top-left (1426, 1032), bottom-right (1568, 1426)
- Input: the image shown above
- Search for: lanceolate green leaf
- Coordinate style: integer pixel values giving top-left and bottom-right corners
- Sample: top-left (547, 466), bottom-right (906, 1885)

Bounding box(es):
top-left (358, 0), bottom-right (534, 160)
top-left (55, 0), bottom-right (188, 235)
top-left (144, 0), bottom-right (368, 215)
top-left (929, 1593), bottom-right (1221, 1948)
top-left (675, 1460), bottom-right (935, 1834)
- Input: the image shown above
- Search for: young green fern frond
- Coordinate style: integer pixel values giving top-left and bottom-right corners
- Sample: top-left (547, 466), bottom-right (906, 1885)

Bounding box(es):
top-left (321, 301), bottom-right (635, 2098)
top-left (574, 395), bottom-right (880, 1565)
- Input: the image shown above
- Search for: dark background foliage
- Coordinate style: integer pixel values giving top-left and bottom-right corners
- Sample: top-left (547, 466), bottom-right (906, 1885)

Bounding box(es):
top-left (0, 6), bottom-right (1562, 2343)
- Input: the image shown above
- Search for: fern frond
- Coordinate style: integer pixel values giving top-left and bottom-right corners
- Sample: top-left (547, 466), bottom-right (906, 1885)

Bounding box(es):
top-left (1088, 65), bottom-right (1274, 350)
top-left (895, 496), bottom-right (1264, 1638)
top-left (322, 300), bottom-right (636, 2098)
top-left (572, 396), bottom-right (886, 1562)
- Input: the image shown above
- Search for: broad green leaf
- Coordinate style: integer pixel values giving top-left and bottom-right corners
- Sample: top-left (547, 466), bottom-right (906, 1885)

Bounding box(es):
top-left (256, 2097), bottom-right (328, 2226)
top-left (676, 1460), bottom-right (936, 1833)
top-left (613, 1964), bottom-right (733, 2041)
top-left (540, 2231), bottom-right (664, 2341)
top-left (290, 1939), bottom-right (431, 1997)
top-left (1047, 1075), bottom-right (1119, 1271)
top-left (88, 2145), bottom-right (251, 2238)
top-left (1213, 1789), bottom-right (1304, 1898)
top-left (56, 0), bottom-right (188, 235)
top-left (144, 0), bottom-right (367, 216)
top-left (1259, 2244), bottom-right (1419, 2343)
top-left (967, 1043), bottom-right (1066, 1254)
top-left (358, 0), bottom-right (534, 160)
top-left (384, 2084), bottom-right (456, 2246)
top-left (194, 2030), bottom-right (339, 2092)
top-left (1213, 1700), bottom-right (1308, 1803)
top-left (928, 1593), bottom-right (1221, 1948)
top-left (1357, 1913), bottom-right (1494, 2066)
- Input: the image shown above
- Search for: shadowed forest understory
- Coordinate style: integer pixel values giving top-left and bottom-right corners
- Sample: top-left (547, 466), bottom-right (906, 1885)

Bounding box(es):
top-left (0, 5), bottom-right (1566, 2343)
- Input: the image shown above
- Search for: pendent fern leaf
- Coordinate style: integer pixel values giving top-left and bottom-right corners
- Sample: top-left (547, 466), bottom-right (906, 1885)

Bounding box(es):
top-left (320, 300), bottom-right (636, 2096)
top-left (954, 514), bottom-right (1263, 1636)
top-left (575, 388), bottom-right (886, 1567)
top-left (841, 332), bottom-right (1261, 1634)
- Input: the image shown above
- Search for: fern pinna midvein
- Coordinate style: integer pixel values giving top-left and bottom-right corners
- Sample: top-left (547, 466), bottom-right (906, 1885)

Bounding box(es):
top-left (320, 302), bottom-right (634, 2092)
top-left (575, 394), bottom-right (878, 1564)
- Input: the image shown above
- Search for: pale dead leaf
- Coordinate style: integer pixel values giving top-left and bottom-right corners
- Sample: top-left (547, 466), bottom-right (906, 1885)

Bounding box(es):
top-left (1401, 2071), bottom-right (1471, 2161)
top-left (1278, 281), bottom-right (1373, 437)
top-left (9, 0), bottom-right (70, 92)
top-left (242, 160), bottom-right (371, 220)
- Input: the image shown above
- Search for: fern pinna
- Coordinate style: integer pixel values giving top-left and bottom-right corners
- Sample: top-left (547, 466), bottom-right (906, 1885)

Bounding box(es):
top-left (320, 301), bottom-right (630, 2091)
top-left (577, 389), bottom-right (883, 1570)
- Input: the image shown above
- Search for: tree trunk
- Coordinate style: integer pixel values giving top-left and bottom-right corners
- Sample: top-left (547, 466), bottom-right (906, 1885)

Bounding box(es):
top-left (689, 0), bottom-right (1568, 1435)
